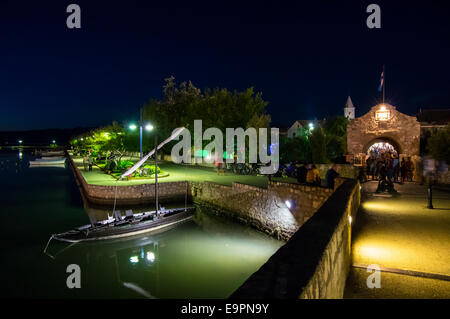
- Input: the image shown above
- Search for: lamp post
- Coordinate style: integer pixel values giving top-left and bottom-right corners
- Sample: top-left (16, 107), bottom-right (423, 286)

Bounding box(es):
top-left (128, 109), bottom-right (158, 215)
top-left (427, 173), bottom-right (434, 209)
top-left (154, 132), bottom-right (158, 216)
top-left (128, 110), bottom-right (154, 160)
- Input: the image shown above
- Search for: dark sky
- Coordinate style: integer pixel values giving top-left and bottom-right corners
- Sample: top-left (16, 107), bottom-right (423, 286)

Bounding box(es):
top-left (1, 0), bottom-right (450, 130)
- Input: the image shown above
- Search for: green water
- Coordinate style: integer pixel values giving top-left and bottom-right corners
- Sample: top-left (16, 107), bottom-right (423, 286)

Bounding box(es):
top-left (0, 149), bottom-right (282, 298)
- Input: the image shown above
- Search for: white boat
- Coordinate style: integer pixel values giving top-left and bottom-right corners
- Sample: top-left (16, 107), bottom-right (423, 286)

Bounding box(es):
top-left (29, 158), bottom-right (66, 165)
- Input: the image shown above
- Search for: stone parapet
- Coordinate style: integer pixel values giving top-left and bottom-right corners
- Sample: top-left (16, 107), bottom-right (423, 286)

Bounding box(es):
top-left (230, 178), bottom-right (360, 299)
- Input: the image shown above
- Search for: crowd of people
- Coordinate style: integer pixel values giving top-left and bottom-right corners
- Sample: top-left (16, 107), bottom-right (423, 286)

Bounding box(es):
top-left (365, 150), bottom-right (415, 184)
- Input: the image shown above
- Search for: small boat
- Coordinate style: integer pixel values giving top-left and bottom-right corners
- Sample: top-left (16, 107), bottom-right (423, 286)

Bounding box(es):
top-left (50, 207), bottom-right (195, 242)
top-left (30, 157), bottom-right (66, 165)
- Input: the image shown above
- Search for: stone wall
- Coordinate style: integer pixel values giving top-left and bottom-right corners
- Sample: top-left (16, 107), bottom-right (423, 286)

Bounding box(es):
top-left (315, 164), bottom-right (358, 179)
top-left (230, 178), bottom-right (360, 299)
top-left (190, 180), bottom-right (341, 240)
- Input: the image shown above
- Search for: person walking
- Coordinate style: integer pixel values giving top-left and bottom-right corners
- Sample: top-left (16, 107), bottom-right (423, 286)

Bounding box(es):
top-left (88, 155), bottom-right (94, 172)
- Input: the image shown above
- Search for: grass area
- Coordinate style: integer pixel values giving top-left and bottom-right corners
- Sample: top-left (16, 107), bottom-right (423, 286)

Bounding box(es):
top-left (72, 156), bottom-right (297, 188)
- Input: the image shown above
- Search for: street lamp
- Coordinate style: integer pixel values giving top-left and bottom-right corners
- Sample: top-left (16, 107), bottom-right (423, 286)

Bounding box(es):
top-left (18, 140), bottom-right (23, 145)
top-left (129, 121), bottom-right (154, 160)
top-left (129, 115), bottom-right (159, 215)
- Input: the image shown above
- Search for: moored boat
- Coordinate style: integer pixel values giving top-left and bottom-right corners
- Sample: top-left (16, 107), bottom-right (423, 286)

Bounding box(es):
top-left (51, 207), bottom-right (195, 242)
top-left (30, 157), bottom-right (66, 165)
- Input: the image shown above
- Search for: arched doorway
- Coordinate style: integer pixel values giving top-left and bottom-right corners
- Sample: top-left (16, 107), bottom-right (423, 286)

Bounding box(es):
top-left (364, 137), bottom-right (401, 158)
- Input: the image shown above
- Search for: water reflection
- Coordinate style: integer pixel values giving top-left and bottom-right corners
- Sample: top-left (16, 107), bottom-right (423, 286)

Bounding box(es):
top-left (50, 209), bottom-right (283, 299)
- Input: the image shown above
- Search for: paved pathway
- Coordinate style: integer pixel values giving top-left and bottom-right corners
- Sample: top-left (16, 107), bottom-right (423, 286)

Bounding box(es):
top-left (344, 181), bottom-right (450, 298)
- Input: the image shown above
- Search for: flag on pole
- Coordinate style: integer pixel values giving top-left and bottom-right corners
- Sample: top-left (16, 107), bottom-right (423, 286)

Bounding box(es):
top-left (378, 69), bottom-right (384, 92)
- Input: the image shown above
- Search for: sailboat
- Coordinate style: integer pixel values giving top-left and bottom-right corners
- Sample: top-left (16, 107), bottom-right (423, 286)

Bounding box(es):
top-left (47, 127), bottom-right (194, 243)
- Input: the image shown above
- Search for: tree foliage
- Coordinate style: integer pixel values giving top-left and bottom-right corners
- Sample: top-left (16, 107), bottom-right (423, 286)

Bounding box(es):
top-left (279, 116), bottom-right (348, 164)
top-left (142, 76), bottom-right (270, 152)
top-left (427, 124), bottom-right (450, 163)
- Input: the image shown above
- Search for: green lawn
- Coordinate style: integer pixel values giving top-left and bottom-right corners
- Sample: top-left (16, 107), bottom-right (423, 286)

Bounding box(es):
top-left (72, 156), bottom-right (297, 188)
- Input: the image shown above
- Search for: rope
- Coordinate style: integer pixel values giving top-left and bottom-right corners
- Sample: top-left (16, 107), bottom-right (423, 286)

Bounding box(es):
top-left (112, 179), bottom-right (119, 217)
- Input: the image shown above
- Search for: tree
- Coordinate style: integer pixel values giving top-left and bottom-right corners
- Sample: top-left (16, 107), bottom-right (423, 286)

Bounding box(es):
top-left (142, 77), bottom-right (270, 155)
top-left (427, 124), bottom-right (450, 163)
top-left (310, 126), bottom-right (328, 163)
top-left (280, 135), bottom-right (310, 163)
top-left (323, 116), bottom-right (348, 162)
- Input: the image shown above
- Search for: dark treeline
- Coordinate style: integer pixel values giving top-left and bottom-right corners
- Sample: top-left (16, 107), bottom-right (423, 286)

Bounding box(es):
top-left (0, 127), bottom-right (94, 146)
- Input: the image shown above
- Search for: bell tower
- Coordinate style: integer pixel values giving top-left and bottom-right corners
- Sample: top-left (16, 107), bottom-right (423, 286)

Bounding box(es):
top-left (344, 96), bottom-right (355, 119)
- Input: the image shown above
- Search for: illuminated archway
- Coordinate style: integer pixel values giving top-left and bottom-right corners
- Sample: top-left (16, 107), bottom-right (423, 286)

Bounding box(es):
top-left (364, 137), bottom-right (401, 157)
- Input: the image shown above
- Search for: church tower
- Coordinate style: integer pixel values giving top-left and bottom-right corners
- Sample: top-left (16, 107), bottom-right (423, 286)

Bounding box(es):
top-left (344, 96), bottom-right (355, 119)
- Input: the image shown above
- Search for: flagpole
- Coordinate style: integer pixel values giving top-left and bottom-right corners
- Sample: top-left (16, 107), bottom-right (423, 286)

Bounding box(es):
top-left (382, 64), bottom-right (385, 104)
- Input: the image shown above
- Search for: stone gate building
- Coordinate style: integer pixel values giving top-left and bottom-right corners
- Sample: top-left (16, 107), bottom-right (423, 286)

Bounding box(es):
top-left (347, 102), bottom-right (421, 160)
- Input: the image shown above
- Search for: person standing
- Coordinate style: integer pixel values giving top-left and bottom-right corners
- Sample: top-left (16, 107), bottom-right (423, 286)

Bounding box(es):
top-left (393, 155), bottom-right (400, 183)
top-left (366, 156), bottom-right (373, 180)
top-left (386, 154), bottom-right (394, 183)
top-left (296, 164), bottom-right (307, 183)
top-left (325, 164), bottom-right (340, 189)
top-left (406, 157), bottom-right (414, 182)
top-left (306, 164), bottom-right (321, 186)
top-left (400, 158), bottom-right (406, 183)
top-left (83, 154), bottom-right (88, 171)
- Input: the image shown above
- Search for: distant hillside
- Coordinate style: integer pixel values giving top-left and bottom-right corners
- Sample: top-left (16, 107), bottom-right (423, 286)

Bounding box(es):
top-left (0, 127), bottom-right (94, 146)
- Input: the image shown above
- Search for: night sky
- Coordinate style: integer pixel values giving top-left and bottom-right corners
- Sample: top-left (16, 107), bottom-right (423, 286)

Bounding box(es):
top-left (1, 0), bottom-right (449, 130)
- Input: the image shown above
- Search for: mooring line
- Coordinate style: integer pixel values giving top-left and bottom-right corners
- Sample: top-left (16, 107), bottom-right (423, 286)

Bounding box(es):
top-left (352, 263), bottom-right (450, 282)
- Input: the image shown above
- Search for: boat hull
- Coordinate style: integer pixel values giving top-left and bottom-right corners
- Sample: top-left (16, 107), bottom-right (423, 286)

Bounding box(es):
top-left (53, 208), bottom-right (194, 242)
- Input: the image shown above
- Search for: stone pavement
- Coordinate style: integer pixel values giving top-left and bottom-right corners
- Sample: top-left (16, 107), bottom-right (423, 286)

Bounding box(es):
top-left (344, 181), bottom-right (450, 298)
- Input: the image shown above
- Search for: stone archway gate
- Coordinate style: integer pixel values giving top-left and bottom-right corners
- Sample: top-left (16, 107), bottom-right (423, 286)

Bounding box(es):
top-left (347, 103), bottom-right (420, 158)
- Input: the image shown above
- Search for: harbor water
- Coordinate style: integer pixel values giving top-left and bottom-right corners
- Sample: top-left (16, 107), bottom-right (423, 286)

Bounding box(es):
top-left (0, 149), bottom-right (282, 298)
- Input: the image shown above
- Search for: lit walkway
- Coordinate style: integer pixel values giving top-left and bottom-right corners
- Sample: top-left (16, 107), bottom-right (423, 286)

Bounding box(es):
top-left (345, 181), bottom-right (450, 298)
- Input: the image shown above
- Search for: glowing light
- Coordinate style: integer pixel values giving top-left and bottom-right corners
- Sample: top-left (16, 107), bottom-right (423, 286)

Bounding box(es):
top-left (145, 124), bottom-right (153, 131)
top-left (308, 123), bottom-right (314, 130)
top-left (349, 216), bottom-right (352, 225)
top-left (80, 138), bottom-right (84, 141)
top-left (129, 256), bottom-right (139, 263)
top-left (52, 140), bottom-right (56, 144)
top-left (146, 251), bottom-right (155, 262)
top-left (375, 105), bottom-right (390, 121)
top-left (18, 140), bottom-right (23, 144)
top-left (19, 152), bottom-right (23, 159)
top-left (129, 124), bottom-right (137, 130)
top-left (285, 200), bottom-right (292, 209)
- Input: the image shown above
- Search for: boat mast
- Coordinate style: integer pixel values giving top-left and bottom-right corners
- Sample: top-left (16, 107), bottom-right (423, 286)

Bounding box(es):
top-left (155, 133), bottom-right (158, 216)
